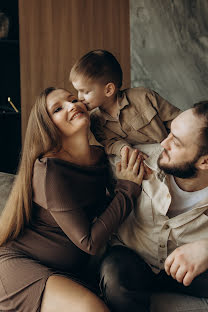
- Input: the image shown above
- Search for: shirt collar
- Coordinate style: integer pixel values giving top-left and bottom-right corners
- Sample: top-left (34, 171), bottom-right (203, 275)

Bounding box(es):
top-left (118, 90), bottom-right (129, 110)
top-left (142, 144), bottom-right (166, 182)
top-left (99, 90), bottom-right (129, 124)
top-left (136, 143), bottom-right (163, 172)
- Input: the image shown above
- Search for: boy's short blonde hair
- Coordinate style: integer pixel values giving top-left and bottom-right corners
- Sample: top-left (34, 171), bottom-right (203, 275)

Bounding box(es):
top-left (70, 49), bottom-right (123, 89)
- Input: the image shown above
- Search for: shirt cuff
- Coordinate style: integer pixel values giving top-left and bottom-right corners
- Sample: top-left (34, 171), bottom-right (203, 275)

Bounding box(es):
top-left (107, 141), bottom-right (131, 157)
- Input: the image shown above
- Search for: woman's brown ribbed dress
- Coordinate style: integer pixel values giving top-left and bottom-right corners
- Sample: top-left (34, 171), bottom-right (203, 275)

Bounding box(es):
top-left (0, 156), bottom-right (140, 312)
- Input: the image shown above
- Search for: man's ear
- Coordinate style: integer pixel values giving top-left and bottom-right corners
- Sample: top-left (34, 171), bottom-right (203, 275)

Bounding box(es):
top-left (104, 82), bottom-right (116, 97)
top-left (198, 155), bottom-right (208, 170)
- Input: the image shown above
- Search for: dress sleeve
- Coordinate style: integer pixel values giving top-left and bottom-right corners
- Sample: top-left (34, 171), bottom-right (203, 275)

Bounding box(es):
top-left (44, 160), bottom-right (141, 255)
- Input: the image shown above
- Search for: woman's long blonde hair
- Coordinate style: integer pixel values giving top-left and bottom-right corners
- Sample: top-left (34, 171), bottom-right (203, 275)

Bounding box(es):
top-left (0, 87), bottom-right (61, 246)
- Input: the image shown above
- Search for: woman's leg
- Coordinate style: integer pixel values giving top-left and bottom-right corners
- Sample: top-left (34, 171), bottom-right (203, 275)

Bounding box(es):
top-left (100, 245), bottom-right (156, 312)
top-left (40, 275), bottom-right (110, 312)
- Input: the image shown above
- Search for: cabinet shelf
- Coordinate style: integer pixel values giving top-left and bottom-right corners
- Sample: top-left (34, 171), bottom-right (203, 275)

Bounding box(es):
top-left (0, 39), bottom-right (19, 45)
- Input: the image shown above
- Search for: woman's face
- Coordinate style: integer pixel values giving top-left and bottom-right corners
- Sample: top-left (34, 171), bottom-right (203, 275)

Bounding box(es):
top-left (46, 89), bottom-right (89, 137)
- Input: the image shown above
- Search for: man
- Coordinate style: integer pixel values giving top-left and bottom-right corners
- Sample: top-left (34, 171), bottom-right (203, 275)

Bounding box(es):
top-left (100, 102), bottom-right (208, 312)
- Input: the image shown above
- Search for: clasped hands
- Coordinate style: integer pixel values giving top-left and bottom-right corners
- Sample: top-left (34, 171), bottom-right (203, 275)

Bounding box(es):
top-left (120, 146), bottom-right (152, 177)
top-left (116, 146), bottom-right (145, 185)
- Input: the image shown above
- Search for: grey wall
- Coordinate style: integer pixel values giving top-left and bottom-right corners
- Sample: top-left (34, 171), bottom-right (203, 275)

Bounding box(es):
top-left (130, 0), bottom-right (208, 110)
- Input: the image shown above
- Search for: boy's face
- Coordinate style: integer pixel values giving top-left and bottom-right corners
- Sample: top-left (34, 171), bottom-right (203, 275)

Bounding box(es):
top-left (72, 77), bottom-right (107, 111)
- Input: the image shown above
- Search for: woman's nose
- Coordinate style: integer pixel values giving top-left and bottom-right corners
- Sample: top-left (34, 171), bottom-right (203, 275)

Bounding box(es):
top-left (64, 102), bottom-right (75, 111)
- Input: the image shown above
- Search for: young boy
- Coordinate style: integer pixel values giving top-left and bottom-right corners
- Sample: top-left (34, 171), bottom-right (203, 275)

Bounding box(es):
top-left (70, 49), bottom-right (181, 157)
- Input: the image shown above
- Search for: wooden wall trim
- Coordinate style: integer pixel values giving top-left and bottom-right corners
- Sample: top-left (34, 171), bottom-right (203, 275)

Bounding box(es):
top-left (18, 0), bottom-right (130, 139)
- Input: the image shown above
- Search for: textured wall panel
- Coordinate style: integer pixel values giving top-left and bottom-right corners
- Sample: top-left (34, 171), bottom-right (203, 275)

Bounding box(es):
top-left (130, 0), bottom-right (208, 110)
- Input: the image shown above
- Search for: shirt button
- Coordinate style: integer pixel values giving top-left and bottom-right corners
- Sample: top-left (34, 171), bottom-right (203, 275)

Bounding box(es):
top-left (164, 224), bottom-right (169, 230)
top-left (157, 172), bottom-right (165, 180)
top-left (160, 244), bottom-right (165, 248)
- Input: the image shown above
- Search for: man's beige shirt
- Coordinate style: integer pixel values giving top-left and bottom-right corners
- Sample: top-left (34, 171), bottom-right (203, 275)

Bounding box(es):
top-left (112, 144), bottom-right (208, 273)
top-left (91, 87), bottom-right (181, 156)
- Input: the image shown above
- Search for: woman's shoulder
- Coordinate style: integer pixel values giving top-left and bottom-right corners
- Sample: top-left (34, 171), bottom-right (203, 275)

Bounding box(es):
top-left (34, 147), bottom-right (107, 175)
top-left (33, 156), bottom-right (70, 178)
top-left (34, 156), bottom-right (74, 172)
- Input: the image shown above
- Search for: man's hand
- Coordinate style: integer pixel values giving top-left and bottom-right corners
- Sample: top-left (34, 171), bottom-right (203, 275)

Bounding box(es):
top-left (164, 240), bottom-right (208, 286)
top-left (116, 147), bottom-right (144, 185)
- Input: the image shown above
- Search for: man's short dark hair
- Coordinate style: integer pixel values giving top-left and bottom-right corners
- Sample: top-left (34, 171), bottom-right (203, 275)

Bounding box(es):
top-left (70, 49), bottom-right (123, 89)
top-left (193, 101), bottom-right (208, 156)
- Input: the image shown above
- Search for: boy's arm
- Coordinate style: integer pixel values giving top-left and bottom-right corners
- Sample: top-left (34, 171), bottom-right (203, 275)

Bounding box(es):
top-left (147, 90), bottom-right (182, 130)
top-left (103, 134), bottom-right (131, 156)
top-left (90, 112), bottom-right (131, 156)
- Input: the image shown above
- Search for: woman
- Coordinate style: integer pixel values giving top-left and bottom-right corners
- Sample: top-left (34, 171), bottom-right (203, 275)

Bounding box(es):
top-left (0, 87), bottom-right (144, 312)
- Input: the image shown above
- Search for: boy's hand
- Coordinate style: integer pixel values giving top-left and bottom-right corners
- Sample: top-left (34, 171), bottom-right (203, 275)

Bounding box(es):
top-left (116, 147), bottom-right (144, 185)
top-left (120, 146), bottom-right (135, 158)
top-left (120, 146), bottom-right (152, 177)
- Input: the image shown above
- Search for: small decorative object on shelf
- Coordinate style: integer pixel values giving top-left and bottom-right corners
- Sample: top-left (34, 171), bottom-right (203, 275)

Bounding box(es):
top-left (8, 96), bottom-right (18, 112)
top-left (0, 11), bottom-right (9, 39)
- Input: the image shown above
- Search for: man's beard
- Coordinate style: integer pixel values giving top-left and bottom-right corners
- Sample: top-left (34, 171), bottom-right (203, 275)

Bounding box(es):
top-left (157, 150), bottom-right (199, 179)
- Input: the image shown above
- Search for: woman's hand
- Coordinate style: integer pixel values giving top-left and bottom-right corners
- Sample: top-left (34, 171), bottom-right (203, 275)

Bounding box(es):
top-left (116, 147), bottom-right (145, 185)
top-left (120, 146), bottom-right (152, 178)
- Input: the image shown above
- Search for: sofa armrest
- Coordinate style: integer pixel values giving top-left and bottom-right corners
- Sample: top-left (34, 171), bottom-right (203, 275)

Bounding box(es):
top-left (0, 172), bottom-right (15, 214)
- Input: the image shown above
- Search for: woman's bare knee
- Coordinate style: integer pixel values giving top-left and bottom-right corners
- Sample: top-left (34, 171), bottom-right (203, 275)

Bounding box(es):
top-left (40, 275), bottom-right (110, 312)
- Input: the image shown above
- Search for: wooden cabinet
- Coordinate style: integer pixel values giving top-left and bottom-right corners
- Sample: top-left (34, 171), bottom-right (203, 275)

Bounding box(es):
top-left (0, 0), bottom-right (21, 173)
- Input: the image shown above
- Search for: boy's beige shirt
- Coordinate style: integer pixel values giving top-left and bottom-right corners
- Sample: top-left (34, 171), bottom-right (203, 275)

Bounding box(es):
top-left (90, 87), bottom-right (181, 156)
top-left (111, 144), bottom-right (208, 273)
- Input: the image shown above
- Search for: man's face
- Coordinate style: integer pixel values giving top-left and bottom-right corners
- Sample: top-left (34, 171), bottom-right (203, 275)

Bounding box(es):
top-left (158, 109), bottom-right (203, 178)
